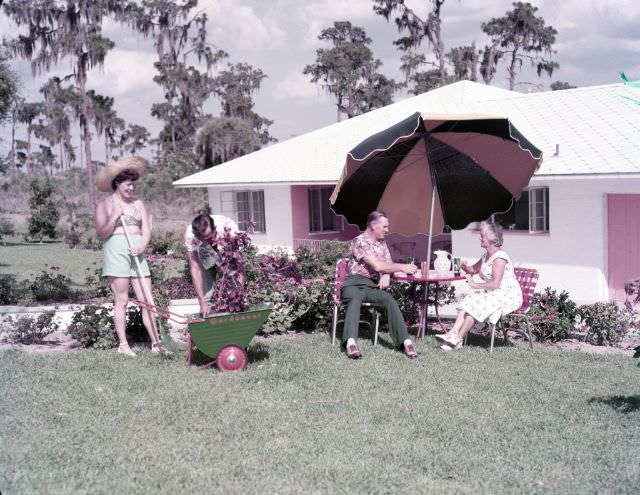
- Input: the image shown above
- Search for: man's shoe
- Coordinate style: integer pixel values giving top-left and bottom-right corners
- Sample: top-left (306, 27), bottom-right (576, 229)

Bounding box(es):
top-left (404, 342), bottom-right (418, 359)
top-left (346, 342), bottom-right (361, 359)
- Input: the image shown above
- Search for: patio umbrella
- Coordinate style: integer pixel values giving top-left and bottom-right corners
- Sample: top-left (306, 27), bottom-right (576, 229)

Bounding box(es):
top-left (330, 112), bottom-right (543, 264)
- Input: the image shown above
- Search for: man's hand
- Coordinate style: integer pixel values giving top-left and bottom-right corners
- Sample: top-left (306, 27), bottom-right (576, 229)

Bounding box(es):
top-left (401, 263), bottom-right (418, 274)
top-left (378, 273), bottom-right (391, 289)
top-left (198, 298), bottom-right (209, 318)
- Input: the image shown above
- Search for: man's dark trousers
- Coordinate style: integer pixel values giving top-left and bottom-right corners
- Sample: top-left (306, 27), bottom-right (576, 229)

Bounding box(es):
top-left (340, 275), bottom-right (410, 347)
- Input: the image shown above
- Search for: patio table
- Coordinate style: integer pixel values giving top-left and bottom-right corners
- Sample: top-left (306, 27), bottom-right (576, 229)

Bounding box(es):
top-left (393, 270), bottom-right (465, 339)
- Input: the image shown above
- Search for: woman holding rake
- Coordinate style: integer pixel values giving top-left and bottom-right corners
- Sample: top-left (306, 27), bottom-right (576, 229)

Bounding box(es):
top-left (95, 156), bottom-right (170, 356)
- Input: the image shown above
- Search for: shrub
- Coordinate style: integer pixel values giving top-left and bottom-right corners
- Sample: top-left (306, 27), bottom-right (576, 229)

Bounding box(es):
top-left (0, 216), bottom-right (15, 244)
top-left (0, 274), bottom-right (19, 305)
top-left (509, 287), bottom-right (578, 342)
top-left (62, 210), bottom-right (101, 250)
top-left (66, 304), bottom-right (147, 349)
top-left (29, 266), bottom-right (76, 302)
top-left (388, 281), bottom-right (456, 329)
top-left (83, 265), bottom-right (111, 299)
top-left (147, 230), bottom-right (182, 255)
top-left (578, 302), bottom-right (630, 346)
top-left (27, 178), bottom-right (60, 241)
top-left (3, 311), bottom-right (59, 344)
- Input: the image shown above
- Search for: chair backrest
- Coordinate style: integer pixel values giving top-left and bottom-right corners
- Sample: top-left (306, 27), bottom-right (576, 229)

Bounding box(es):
top-left (514, 267), bottom-right (539, 314)
top-left (334, 258), bottom-right (349, 303)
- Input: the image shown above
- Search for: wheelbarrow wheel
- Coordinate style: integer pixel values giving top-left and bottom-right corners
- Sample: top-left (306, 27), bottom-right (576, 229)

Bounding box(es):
top-left (216, 344), bottom-right (248, 372)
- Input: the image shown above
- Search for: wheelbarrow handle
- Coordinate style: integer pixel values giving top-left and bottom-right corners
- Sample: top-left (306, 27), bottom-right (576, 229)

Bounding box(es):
top-left (132, 299), bottom-right (202, 325)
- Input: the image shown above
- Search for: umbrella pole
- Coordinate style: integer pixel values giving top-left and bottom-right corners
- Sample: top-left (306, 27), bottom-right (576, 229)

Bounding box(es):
top-left (422, 184), bottom-right (437, 339)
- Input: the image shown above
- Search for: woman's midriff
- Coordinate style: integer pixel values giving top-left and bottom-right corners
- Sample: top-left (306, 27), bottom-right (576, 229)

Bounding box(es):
top-left (112, 228), bottom-right (142, 236)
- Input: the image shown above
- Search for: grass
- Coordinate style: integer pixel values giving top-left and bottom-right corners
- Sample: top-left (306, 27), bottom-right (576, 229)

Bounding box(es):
top-left (0, 237), bottom-right (103, 287)
top-left (1, 334), bottom-right (639, 494)
top-left (0, 236), bottom-right (185, 297)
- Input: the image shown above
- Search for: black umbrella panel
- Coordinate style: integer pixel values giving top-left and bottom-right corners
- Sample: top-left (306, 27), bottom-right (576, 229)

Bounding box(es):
top-left (331, 112), bottom-right (543, 238)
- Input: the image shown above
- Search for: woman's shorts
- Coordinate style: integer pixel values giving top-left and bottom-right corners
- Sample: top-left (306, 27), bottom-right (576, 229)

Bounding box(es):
top-left (102, 233), bottom-right (150, 278)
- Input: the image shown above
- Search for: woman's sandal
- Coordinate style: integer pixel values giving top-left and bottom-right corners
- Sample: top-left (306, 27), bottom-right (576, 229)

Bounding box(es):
top-left (117, 343), bottom-right (137, 357)
top-left (151, 341), bottom-right (173, 356)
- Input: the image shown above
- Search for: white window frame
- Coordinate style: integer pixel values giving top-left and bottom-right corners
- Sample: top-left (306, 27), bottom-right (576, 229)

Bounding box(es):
top-left (492, 186), bottom-right (549, 233)
top-left (308, 187), bottom-right (341, 234)
top-left (220, 190), bottom-right (266, 233)
top-left (528, 187), bottom-right (549, 233)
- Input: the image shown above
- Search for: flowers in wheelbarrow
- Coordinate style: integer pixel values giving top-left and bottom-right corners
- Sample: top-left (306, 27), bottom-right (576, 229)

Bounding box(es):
top-left (209, 230), bottom-right (252, 313)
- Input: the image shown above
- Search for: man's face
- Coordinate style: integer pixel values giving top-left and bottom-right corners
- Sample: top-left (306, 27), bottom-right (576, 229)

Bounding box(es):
top-left (369, 217), bottom-right (389, 240)
top-left (201, 225), bottom-right (216, 243)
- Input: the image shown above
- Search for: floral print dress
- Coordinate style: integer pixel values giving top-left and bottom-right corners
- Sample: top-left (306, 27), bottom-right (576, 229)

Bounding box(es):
top-left (458, 250), bottom-right (523, 324)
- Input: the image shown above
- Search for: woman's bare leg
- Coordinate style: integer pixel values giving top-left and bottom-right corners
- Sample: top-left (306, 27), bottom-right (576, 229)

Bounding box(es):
top-left (131, 276), bottom-right (161, 344)
top-left (110, 276), bottom-right (134, 354)
top-left (456, 314), bottom-right (477, 340)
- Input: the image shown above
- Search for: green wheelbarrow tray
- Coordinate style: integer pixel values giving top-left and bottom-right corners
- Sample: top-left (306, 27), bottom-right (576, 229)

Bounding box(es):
top-left (133, 300), bottom-right (272, 372)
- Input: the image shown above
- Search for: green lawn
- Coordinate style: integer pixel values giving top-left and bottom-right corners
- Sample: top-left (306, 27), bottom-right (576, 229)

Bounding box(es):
top-left (1, 335), bottom-right (639, 494)
top-left (0, 238), bottom-right (102, 287)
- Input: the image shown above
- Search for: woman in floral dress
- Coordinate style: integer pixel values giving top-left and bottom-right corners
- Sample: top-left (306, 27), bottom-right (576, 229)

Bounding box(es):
top-left (437, 221), bottom-right (522, 350)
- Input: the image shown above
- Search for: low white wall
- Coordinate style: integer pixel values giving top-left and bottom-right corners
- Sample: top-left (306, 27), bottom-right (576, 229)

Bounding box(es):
top-left (452, 176), bottom-right (640, 304)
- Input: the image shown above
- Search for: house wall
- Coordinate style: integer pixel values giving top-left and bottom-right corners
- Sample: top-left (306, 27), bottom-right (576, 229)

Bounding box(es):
top-left (452, 176), bottom-right (640, 304)
top-left (208, 185), bottom-right (294, 250)
top-left (290, 185), bottom-right (360, 242)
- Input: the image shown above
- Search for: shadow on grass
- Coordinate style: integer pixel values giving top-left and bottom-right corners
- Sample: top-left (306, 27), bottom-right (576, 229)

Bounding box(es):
top-left (187, 341), bottom-right (270, 369)
top-left (588, 395), bottom-right (640, 414)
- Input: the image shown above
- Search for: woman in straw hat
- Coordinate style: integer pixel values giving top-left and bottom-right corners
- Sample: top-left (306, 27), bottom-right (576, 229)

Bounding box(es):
top-left (95, 156), bottom-right (170, 356)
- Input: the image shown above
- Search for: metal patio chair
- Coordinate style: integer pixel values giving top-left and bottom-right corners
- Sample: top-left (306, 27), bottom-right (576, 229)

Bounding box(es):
top-left (489, 267), bottom-right (539, 354)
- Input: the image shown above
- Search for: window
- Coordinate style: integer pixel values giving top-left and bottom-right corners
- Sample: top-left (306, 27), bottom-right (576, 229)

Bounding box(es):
top-left (220, 190), bottom-right (266, 232)
top-left (308, 187), bottom-right (339, 233)
top-left (493, 187), bottom-right (549, 232)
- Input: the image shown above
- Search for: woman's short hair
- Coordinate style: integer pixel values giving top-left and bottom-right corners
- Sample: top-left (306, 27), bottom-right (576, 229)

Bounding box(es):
top-left (367, 211), bottom-right (388, 227)
top-left (111, 169), bottom-right (140, 191)
top-left (479, 221), bottom-right (503, 247)
top-left (192, 213), bottom-right (215, 241)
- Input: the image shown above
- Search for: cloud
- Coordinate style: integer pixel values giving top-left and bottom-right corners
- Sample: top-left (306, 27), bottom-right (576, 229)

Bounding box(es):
top-left (273, 70), bottom-right (331, 105)
top-left (200, 0), bottom-right (286, 51)
top-left (86, 49), bottom-right (158, 98)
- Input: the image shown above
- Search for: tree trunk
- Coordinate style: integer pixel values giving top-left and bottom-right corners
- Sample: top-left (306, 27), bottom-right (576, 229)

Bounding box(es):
top-left (26, 127), bottom-right (32, 174)
top-left (10, 107), bottom-right (16, 169)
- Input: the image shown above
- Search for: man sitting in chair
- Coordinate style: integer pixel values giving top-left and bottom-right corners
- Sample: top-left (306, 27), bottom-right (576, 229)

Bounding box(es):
top-left (342, 211), bottom-right (419, 359)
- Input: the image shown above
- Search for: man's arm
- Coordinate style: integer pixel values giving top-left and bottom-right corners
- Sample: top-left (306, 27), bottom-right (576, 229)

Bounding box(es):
top-left (362, 255), bottom-right (417, 275)
top-left (187, 251), bottom-right (209, 317)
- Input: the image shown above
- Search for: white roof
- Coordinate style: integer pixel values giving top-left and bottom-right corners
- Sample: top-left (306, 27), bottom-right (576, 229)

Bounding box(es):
top-left (173, 80), bottom-right (640, 187)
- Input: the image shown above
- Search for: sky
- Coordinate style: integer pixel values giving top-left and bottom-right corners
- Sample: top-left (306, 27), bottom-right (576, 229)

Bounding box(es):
top-left (1, 0), bottom-right (639, 153)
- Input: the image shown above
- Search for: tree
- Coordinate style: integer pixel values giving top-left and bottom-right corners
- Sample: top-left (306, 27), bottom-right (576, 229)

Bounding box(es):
top-left (196, 116), bottom-right (262, 168)
top-left (373, 0), bottom-right (449, 93)
top-left (0, 50), bottom-right (19, 125)
top-left (122, 124), bottom-right (150, 155)
top-left (39, 77), bottom-right (78, 171)
top-left (213, 62), bottom-right (273, 145)
top-left (550, 81), bottom-right (576, 91)
top-left (481, 2), bottom-right (559, 90)
top-left (15, 101), bottom-right (43, 173)
top-left (3, 0), bottom-right (126, 209)
top-left (27, 178), bottom-right (60, 241)
top-left (129, 0), bottom-right (227, 152)
top-left (304, 21), bottom-right (400, 120)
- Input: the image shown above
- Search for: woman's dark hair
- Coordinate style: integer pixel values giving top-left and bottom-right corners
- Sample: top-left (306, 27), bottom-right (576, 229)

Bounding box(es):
top-left (192, 213), bottom-right (216, 242)
top-left (111, 170), bottom-right (140, 191)
top-left (366, 211), bottom-right (388, 227)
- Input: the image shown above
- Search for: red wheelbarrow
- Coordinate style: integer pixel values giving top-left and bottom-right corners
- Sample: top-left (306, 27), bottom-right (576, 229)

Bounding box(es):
top-left (135, 300), bottom-right (272, 372)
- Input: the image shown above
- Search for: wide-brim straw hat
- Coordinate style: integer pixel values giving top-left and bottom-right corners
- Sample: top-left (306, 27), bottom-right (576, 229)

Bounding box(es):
top-left (95, 156), bottom-right (148, 192)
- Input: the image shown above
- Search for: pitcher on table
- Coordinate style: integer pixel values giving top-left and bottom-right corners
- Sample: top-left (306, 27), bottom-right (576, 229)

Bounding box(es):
top-left (433, 250), bottom-right (452, 275)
